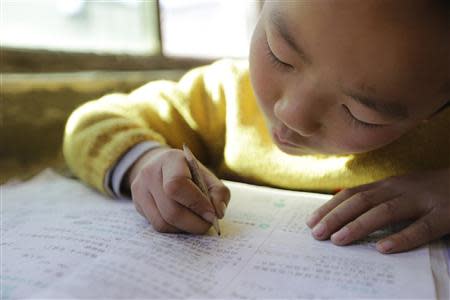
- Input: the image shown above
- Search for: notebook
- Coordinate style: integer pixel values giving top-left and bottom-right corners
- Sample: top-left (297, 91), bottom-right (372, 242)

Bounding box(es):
top-left (2, 170), bottom-right (446, 299)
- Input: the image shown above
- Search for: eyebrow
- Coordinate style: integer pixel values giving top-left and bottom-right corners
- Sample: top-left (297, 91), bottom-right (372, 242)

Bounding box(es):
top-left (270, 11), bottom-right (312, 65)
top-left (345, 91), bottom-right (409, 120)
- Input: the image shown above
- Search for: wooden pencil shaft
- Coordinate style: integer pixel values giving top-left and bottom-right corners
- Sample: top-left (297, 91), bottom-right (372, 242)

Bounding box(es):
top-left (183, 144), bottom-right (221, 235)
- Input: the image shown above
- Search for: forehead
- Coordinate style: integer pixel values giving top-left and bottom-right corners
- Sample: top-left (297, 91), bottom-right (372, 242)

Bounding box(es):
top-left (265, 1), bottom-right (448, 112)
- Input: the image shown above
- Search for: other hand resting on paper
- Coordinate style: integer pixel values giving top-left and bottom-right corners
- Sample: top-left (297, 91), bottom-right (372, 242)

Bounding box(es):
top-left (125, 147), bottom-right (230, 234)
top-left (306, 168), bottom-right (450, 254)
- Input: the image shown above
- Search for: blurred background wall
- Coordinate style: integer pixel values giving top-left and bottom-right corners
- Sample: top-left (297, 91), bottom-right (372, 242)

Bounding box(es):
top-left (1, 0), bottom-right (261, 182)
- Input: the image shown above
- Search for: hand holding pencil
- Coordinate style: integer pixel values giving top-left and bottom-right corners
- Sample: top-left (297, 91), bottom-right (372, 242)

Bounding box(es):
top-left (183, 144), bottom-right (221, 235)
top-left (126, 145), bottom-right (230, 235)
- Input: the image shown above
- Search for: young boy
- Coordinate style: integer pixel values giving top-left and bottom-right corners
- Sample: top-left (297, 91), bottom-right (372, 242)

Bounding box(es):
top-left (63, 0), bottom-right (449, 254)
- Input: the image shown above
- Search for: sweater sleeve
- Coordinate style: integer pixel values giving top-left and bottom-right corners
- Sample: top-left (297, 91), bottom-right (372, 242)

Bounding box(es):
top-left (107, 141), bottom-right (162, 198)
top-left (63, 60), bottom-right (239, 194)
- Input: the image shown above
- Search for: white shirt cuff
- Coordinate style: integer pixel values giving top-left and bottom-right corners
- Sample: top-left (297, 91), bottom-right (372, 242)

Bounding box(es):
top-left (105, 141), bottom-right (162, 199)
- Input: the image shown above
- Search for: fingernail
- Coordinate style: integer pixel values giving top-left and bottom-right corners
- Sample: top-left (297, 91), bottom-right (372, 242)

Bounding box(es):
top-left (377, 240), bottom-right (394, 253)
top-left (312, 223), bottom-right (327, 238)
top-left (202, 212), bottom-right (216, 224)
top-left (220, 202), bottom-right (227, 217)
top-left (331, 227), bottom-right (349, 244)
top-left (306, 212), bottom-right (320, 227)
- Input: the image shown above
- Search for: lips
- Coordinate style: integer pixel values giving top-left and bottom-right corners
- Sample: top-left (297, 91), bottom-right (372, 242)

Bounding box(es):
top-left (272, 126), bottom-right (301, 147)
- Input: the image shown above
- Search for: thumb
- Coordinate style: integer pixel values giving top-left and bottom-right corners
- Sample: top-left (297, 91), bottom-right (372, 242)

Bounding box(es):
top-left (201, 165), bottom-right (231, 219)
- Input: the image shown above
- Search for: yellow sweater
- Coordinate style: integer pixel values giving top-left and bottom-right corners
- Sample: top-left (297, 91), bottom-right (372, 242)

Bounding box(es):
top-left (63, 59), bottom-right (450, 195)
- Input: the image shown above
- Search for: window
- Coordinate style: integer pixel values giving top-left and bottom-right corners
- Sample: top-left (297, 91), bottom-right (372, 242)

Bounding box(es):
top-left (1, 0), bottom-right (262, 72)
top-left (1, 0), bottom-right (160, 54)
top-left (160, 0), bottom-right (259, 58)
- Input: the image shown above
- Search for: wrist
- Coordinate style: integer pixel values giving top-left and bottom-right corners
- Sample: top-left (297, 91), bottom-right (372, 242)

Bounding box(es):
top-left (125, 146), bottom-right (170, 190)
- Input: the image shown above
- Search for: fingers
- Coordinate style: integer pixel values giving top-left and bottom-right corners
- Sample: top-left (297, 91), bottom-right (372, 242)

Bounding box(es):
top-left (134, 169), bottom-right (211, 234)
top-left (131, 180), bottom-right (179, 233)
top-left (312, 187), bottom-right (397, 240)
top-left (208, 184), bottom-right (230, 219)
top-left (377, 212), bottom-right (448, 254)
top-left (201, 165), bottom-right (231, 219)
top-left (130, 147), bottom-right (230, 235)
top-left (305, 170), bottom-right (450, 253)
top-left (330, 196), bottom-right (421, 245)
top-left (161, 154), bottom-right (217, 222)
top-left (308, 184), bottom-right (446, 254)
top-left (152, 189), bottom-right (213, 235)
top-left (306, 180), bottom-right (383, 228)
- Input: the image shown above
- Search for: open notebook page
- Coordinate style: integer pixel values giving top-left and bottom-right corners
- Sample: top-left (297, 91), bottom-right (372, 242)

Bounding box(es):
top-left (2, 170), bottom-right (436, 299)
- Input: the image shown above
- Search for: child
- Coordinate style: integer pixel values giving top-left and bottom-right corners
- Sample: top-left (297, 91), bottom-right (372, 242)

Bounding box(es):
top-left (63, 0), bottom-right (449, 254)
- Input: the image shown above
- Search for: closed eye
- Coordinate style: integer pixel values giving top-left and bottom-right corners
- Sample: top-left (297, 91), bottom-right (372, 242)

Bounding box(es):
top-left (342, 105), bottom-right (385, 129)
top-left (265, 36), bottom-right (294, 71)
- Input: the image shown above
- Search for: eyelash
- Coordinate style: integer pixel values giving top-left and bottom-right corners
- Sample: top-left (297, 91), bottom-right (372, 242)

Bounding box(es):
top-left (265, 38), bottom-right (294, 71)
top-left (342, 105), bottom-right (384, 129)
top-left (264, 34), bottom-right (383, 130)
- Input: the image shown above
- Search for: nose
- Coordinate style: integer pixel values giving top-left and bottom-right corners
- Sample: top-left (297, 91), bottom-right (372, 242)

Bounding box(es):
top-left (273, 95), bottom-right (322, 137)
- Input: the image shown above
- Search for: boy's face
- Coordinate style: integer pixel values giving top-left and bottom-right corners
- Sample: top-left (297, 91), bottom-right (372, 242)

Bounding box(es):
top-left (249, 0), bottom-right (448, 155)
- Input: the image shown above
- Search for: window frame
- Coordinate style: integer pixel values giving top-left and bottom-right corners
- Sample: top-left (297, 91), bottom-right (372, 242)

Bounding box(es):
top-left (1, 47), bottom-right (213, 73)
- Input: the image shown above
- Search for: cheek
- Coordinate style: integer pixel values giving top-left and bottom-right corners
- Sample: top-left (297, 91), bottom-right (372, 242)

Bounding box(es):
top-left (328, 123), bottom-right (410, 154)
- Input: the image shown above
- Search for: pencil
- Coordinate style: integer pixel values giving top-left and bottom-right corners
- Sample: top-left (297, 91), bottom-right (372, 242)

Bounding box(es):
top-left (182, 144), bottom-right (221, 236)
